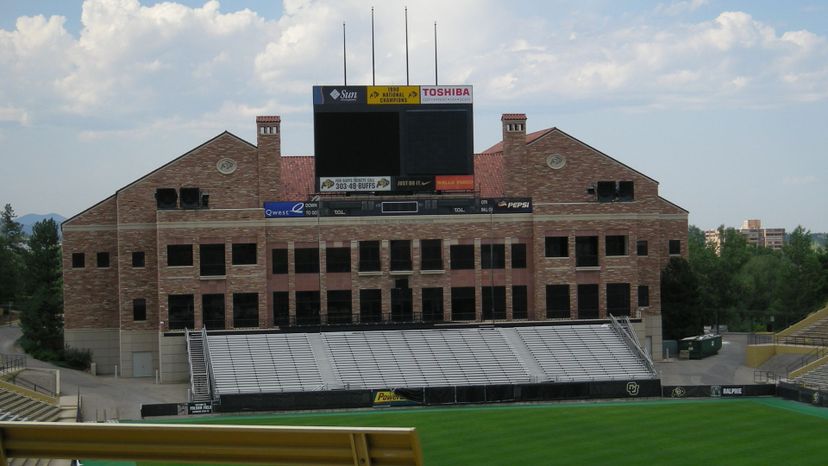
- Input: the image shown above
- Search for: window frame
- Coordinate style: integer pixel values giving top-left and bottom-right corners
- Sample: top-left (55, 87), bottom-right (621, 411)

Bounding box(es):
top-left (231, 243), bottom-right (257, 265)
top-left (636, 240), bottom-right (649, 256)
top-left (390, 240), bottom-right (413, 271)
top-left (359, 241), bottom-right (381, 272)
top-left (546, 284), bottom-right (570, 319)
top-left (72, 252), bottom-right (85, 269)
top-left (450, 244), bottom-right (475, 270)
top-left (511, 243), bottom-right (527, 269)
top-left (545, 236), bottom-right (569, 258)
top-left (96, 252), bottom-right (110, 268)
top-left (272, 248), bottom-right (288, 274)
top-left (132, 251), bottom-right (145, 268)
top-left (294, 247), bottom-right (320, 274)
top-left (199, 243), bottom-right (226, 277)
top-left (167, 244), bottom-right (193, 267)
top-left (481, 244), bottom-right (505, 269)
top-left (605, 235), bottom-right (628, 256)
top-left (326, 247), bottom-right (351, 273)
top-left (132, 298), bottom-right (147, 321)
top-left (420, 239), bottom-right (443, 271)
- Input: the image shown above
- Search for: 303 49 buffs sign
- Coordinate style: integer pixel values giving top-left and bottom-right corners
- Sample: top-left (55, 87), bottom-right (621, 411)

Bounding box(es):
top-left (320, 176), bottom-right (392, 192)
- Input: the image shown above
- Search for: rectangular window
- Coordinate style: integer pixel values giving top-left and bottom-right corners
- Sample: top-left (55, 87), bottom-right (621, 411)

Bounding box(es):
top-left (132, 251), bottom-right (145, 268)
top-left (450, 244), bottom-right (475, 270)
top-left (607, 283), bottom-right (631, 316)
top-left (96, 252), bottom-right (110, 268)
top-left (481, 244), bottom-right (505, 269)
top-left (451, 287), bottom-right (476, 321)
top-left (636, 240), bottom-right (648, 256)
top-left (669, 240), bottom-right (681, 255)
top-left (420, 239), bottom-right (443, 270)
top-left (133, 298), bottom-right (146, 321)
top-left (200, 244), bottom-right (225, 276)
top-left (167, 244), bottom-right (193, 267)
top-left (359, 241), bottom-right (381, 272)
top-left (231, 243), bottom-right (257, 265)
top-left (168, 294), bottom-right (194, 330)
top-left (421, 288), bottom-right (444, 322)
top-left (512, 286), bottom-right (528, 319)
top-left (272, 249), bottom-right (288, 274)
top-left (359, 289), bottom-right (382, 323)
top-left (605, 235), bottom-right (628, 256)
top-left (327, 290), bottom-right (353, 324)
top-left (482, 286), bottom-right (506, 320)
top-left (575, 236), bottom-right (599, 267)
top-left (390, 240), bottom-right (412, 271)
top-left (596, 181), bottom-right (634, 202)
top-left (577, 284), bottom-right (599, 319)
top-left (232, 293), bottom-right (259, 328)
top-left (638, 285), bottom-right (650, 307)
top-left (202, 294), bottom-right (225, 329)
top-left (545, 237), bottom-right (568, 258)
top-left (597, 181), bottom-right (616, 202)
top-left (295, 248), bottom-right (320, 273)
top-left (511, 243), bottom-right (527, 269)
top-left (391, 287), bottom-right (413, 322)
top-left (296, 291), bottom-right (321, 325)
top-left (546, 285), bottom-right (570, 319)
top-left (326, 247), bottom-right (351, 273)
top-left (618, 181), bottom-right (634, 201)
top-left (72, 252), bottom-right (85, 268)
top-left (273, 291), bottom-right (290, 327)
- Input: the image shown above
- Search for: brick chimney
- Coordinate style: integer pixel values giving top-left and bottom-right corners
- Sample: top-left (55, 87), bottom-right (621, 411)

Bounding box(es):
top-left (256, 116), bottom-right (281, 204)
top-left (501, 113), bottom-right (528, 197)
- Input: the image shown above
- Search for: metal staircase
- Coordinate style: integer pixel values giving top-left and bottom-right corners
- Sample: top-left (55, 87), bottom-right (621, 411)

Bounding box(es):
top-left (186, 328), bottom-right (212, 403)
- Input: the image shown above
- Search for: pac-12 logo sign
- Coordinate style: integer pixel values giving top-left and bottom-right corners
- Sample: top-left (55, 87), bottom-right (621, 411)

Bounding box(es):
top-left (626, 381), bottom-right (640, 396)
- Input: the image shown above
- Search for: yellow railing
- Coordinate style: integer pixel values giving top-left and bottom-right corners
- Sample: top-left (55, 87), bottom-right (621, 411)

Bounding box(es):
top-left (0, 421), bottom-right (424, 466)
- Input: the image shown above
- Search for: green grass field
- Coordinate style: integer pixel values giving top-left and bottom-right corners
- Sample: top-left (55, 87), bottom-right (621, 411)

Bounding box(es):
top-left (86, 398), bottom-right (828, 465)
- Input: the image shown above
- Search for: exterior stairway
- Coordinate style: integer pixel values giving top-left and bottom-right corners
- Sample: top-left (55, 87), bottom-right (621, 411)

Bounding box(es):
top-left (1, 387), bottom-right (74, 466)
top-left (187, 330), bottom-right (212, 403)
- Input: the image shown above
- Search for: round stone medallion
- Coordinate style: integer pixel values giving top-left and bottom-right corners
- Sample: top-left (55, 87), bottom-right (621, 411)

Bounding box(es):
top-left (546, 153), bottom-right (566, 170)
top-left (216, 158), bottom-right (237, 175)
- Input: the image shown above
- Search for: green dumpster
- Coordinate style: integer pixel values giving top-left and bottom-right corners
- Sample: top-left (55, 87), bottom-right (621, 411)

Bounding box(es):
top-left (679, 334), bottom-right (721, 359)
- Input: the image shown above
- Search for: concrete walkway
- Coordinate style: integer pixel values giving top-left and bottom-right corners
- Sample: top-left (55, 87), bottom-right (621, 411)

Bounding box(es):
top-left (0, 323), bottom-right (187, 421)
top-left (655, 333), bottom-right (756, 386)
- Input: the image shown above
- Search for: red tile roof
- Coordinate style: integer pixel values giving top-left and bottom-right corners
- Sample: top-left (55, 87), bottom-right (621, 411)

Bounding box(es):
top-left (501, 113), bottom-right (527, 121)
top-left (280, 156), bottom-right (315, 199)
top-left (481, 128), bottom-right (553, 154)
top-left (473, 152), bottom-right (504, 197)
top-left (256, 115), bottom-right (281, 123)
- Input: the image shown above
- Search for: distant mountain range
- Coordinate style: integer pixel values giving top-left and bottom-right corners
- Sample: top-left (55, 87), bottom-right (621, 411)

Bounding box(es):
top-left (17, 213), bottom-right (66, 236)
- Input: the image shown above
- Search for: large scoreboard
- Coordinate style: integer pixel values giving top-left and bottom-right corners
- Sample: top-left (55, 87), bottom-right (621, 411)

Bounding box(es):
top-left (312, 85), bottom-right (474, 193)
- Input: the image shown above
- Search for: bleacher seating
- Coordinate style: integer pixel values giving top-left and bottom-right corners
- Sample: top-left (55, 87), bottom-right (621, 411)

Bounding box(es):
top-left (795, 363), bottom-right (828, 388)
top-left (788, 317), bottom-right (828, 342)
top-left (205, 324), bottom-right (657, 395)
top-left (0, 388), bottom-right (61, 422)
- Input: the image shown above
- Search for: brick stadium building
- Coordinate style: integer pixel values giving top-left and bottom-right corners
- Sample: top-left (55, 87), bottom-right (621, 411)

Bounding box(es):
top-left (61, 111), bottom-right (687, 381)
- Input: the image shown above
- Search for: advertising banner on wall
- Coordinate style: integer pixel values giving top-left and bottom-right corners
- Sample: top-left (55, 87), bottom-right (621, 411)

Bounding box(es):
top-left (313, 86), bottom-right (366, 105)
top-left (420, 85), bottom-right (473, 104)
top-left (319, 176), bottom-right (392, 192)
top-left (367, 86), bottom-right (421, 104)
top-left (263, 201), bottom-right (306, 218)
top-left (435, 175), bottom-right (474, 191)
top-left (393, 176), bottom-right (435, 192)
top-left (373, 390), bottom-right (418, 407)
top-left (480, 198), bottom-right (533, 213)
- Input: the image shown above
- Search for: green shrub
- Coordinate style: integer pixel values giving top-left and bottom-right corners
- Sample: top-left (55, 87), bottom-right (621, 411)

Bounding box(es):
top-left (61, 346), bottom-right (92, 370)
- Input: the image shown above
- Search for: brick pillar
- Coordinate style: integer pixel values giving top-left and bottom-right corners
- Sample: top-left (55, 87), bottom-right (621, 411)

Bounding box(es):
top-left (256, 116), bottom-right (282, 205)
top-left (502, 113), bottom-right (528, 197)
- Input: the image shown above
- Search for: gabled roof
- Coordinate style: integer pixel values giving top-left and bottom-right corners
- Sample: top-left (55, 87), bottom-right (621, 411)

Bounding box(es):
top-left (473, 152), bottom-right (504, 197)
top-left (481, 128), bottom-right (554, 154)
top-left (281, 156), bottom-right (315, 200)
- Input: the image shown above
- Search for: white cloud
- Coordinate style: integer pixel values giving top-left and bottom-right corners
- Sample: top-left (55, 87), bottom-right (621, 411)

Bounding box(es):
top-left (657, 0), bottom-right (709, 16)
top-left (783, 175), bottom-right (817, 186)
top-left (0, 106), bottom-right (30, 125)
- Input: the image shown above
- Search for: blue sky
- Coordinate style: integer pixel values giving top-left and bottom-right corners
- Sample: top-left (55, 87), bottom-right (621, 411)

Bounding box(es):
top-left (0, 0), bottom-right (826, 231)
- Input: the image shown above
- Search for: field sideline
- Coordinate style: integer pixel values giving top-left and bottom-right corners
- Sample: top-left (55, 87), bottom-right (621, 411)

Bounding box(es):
top-left (86, 398), bottom-right (828, 465)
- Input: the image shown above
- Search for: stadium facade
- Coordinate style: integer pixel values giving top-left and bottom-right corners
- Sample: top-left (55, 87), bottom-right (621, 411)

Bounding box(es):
top-left (62, 86), bottom-right (687, 381)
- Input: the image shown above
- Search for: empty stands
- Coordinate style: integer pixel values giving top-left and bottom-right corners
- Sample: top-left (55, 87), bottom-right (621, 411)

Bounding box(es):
top-left (204, 324), bottom-right (657, 396)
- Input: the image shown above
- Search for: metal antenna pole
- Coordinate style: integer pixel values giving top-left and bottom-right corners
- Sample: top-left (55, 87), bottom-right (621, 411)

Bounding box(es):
top-left (371, 7), bottom-right (376, 85)
top-left (343, 22), bottom-right (347, 85)
top-left (434, 21), bottom-right (438, 85)
top-left (404, 7), bottom-right (409, 85)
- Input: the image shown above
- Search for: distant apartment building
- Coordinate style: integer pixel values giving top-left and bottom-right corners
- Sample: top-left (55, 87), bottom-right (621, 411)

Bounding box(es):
top-left (705, 219), bottom-right (785, 253)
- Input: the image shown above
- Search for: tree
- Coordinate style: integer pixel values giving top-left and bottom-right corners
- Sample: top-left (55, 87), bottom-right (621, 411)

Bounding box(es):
top-left (1, 204), bottom-right (25, 251)
top-left (0, 203), bottom-right (24, 307)
top-left (19, 219), bottom-right (63, 357)
top-left (661, 257), bottom-right (702, 340)
top-left (777, 226), bottom-right (825, 325)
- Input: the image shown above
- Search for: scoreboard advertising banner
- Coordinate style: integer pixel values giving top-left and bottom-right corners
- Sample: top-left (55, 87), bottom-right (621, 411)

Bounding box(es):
top-left (263, 197), bottom-right (531, 218)
top-left (314, 85), bottom-right (472, 105)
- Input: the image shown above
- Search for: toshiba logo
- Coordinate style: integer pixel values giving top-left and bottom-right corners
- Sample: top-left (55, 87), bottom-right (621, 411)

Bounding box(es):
top-left (421, 87), bottom-right (471, 97)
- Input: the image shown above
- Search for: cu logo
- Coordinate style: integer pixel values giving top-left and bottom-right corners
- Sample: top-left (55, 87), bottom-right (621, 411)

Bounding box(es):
top-left (671, 387), bottom-right (687, 398)
top-left (626, 381), bottom-right (640, 396)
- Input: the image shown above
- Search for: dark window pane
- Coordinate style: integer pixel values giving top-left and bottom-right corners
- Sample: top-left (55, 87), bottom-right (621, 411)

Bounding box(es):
top-left (511, 243), bottom-right (527, 269)
top-left (607, 283), bottom-right (631, 316)
top-left (232, 243), bottom-right (257, 265)
top-left (636, 240), bottom-right (648, 256)
top-left (597, 181), bottom-right (615, 202)
top-left (72, 253), bottom-right (85, 268)
top-left (638, 285), bottom-right (650, 307)
top-left (422, 288), bottom-right (444, 322)
top-left (669, 240), bottom-right (681, 255)
top-left (232, 293), bottom-right (259, 328)
top-left (575, 237), bottom-right (599, 267)
top-left (200, 244), bottom-right (225, 276)
top-left (359, 241), bottom-right (381, 272)
top-left (512, 286), bottom-right (528, 319)
top-left (202, 294), bottom-right (225, 329)
top-left (359, 289), bottom-right (382, 323)
top-left (132, 251), bottom-right (145, 268)
top-left (546, 285), bottom-right (570, 319)
top-left (296, 291), bottom-right (320, 325)
top-left (606, 235), bottom-right (628, 256)
top-left (421, 239), bottom-right (443, 270)
top-left (391, 288), bottom-right (413, 322)
top-left (167, 244), bottom-right (193, 267)
top-left (326, 247), bottom-right (351, 273)
top-left (482, 286), bottom-right (506, 320)
top-left (481, 244), bottom-right (505, 269)
top-left (545, 237), bottom-right (568, 258)
top-left (295, 248), bottom-right (320, 273)
top-left (451, 287), bottom-right (476, 320)
top-left (96, 252), bottom-right (110, 268)
top-left (273, 292), bottom-right (290, 326)
top-left (272, 249), bottom-right (288, 274)
top-left (577, 284), bottom-right (599, 319)
top-left (618, 181), bottom-right (634, 201)
top-left (327, 290), bottom-right (353, 324)
top-left (133, 298), bottom-right (146, 321)
top-left (168, 294), bottom-right (194, 329)
top-left (450, 244), bottom-right (475, 270)
top-left (390, 240), bottom-right (412, 271)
